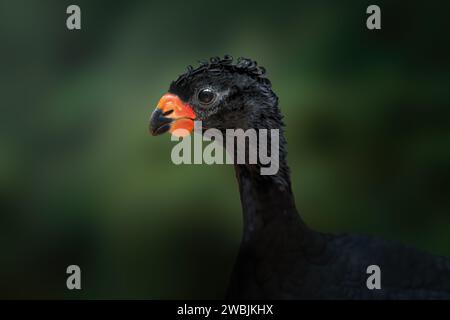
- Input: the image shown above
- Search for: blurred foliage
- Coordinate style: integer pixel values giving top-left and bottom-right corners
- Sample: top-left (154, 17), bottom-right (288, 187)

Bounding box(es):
top-left (0, 0), bottom-right (449, 298)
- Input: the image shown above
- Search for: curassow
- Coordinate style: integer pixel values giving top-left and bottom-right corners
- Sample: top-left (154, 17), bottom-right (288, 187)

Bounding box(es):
top-left (149, 55), bottom-right (450, 299)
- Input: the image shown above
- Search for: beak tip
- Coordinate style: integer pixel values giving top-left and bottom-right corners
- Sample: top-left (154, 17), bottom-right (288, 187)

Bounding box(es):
top-left (149, 108), bottom-right (172, 136)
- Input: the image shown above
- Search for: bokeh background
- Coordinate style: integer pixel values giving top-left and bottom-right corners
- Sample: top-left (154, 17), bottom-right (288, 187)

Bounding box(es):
top-left (1, 0), bottom-right (449, 298)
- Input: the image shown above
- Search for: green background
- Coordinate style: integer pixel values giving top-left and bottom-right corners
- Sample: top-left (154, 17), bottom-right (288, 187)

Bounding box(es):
top-left (1, 0), bottom-right (449, 298)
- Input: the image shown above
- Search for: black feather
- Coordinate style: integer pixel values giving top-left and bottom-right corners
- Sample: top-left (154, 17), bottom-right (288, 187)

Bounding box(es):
top-left (165, 56), bottom-right (450, 299)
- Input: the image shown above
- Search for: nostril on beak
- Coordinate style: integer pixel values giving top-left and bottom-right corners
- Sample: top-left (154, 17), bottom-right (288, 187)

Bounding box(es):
top-left (163, 109), bottom-right (174, 116)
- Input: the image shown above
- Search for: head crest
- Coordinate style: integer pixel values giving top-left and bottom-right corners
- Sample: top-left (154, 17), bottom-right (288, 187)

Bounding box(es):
top-left (173, 55), bottom-right (271, 88)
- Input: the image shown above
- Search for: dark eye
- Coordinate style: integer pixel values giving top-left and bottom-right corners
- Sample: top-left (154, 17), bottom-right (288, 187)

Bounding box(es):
top-left (198, 88), bottom-right (216, 105)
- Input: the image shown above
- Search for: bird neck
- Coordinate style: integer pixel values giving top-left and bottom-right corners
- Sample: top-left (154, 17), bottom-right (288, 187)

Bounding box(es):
top-left (234, 153), bottom-right (309, 243)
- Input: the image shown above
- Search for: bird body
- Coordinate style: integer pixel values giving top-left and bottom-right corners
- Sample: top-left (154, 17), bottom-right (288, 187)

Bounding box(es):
top-left (227, 158), bottom-right (450, 299)
top-left (150, 56), bottom-right (450, 299)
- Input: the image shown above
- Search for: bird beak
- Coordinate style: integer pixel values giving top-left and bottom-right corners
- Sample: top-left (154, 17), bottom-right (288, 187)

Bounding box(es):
top-left (149, 93), bottom-right (196, 137)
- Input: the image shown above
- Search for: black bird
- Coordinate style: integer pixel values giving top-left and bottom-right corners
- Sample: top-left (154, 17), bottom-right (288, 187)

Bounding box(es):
top-left (149, 55), bottom-right (450, 299)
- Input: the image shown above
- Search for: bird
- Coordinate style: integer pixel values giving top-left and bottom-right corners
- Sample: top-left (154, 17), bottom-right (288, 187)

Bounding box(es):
top-left (149, 55), bottom-right (450, 299)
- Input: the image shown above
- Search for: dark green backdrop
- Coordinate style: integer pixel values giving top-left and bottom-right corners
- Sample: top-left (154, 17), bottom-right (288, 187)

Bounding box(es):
top-left (0, 0), bottom-right (449, 298)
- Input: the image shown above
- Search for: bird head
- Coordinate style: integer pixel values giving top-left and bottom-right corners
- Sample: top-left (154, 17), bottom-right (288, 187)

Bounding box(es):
top-left (149, 55), bottom-right (282, 137)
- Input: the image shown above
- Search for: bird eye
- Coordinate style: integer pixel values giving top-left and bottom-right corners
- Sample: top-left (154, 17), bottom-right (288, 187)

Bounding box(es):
top-left (197, 88), bottom-right (216, 105)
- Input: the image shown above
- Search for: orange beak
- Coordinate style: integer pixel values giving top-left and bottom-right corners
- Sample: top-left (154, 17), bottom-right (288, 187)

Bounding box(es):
top-left (149, 93), bottom-right (196, 137)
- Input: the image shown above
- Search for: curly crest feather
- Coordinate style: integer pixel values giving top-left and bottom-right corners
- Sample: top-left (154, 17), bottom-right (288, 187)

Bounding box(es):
top-left (173, 55), bottom-right (271, 88)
